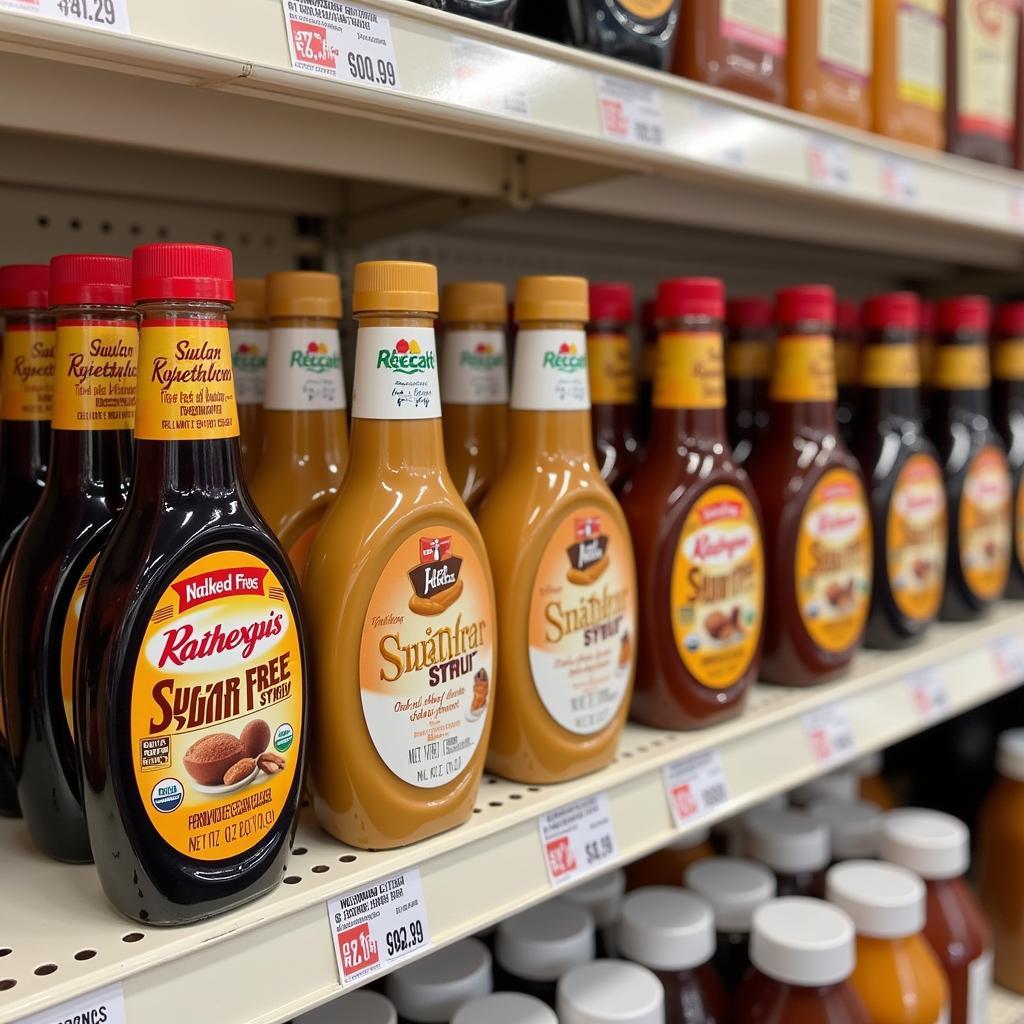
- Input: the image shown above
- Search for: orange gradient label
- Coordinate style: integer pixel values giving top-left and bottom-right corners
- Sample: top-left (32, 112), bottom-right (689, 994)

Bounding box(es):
top-left (53, 321), bottom-right (137, 431)
top-left (933, 345), bottom-right (990, 390)
top-left (587, 333), bottom-right (637, 405)
top-left (770, 336), bottom-right (838, 402)
top-left (653, 331), bottom-right (726, 409)
top-left (2, 325), bottom-right (55, 421)
top-left (960, 446), bottom-right (1012, 602)
top-left (994, 339), bottom-right (1024, 381)
top-left (861, 344), bottom-right (921, 388)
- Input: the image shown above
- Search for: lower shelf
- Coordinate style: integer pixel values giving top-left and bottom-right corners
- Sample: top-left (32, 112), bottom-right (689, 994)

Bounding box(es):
top-left (992, 987), bottom-right (1024, 1024)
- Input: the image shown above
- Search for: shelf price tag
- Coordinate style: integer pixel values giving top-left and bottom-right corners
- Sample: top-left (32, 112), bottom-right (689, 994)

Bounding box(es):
top-left (0, 0), bottom-right (130, 34)
top-left (596, 74), bottom-right (665, 149)
top-left (281, 0), bottom-right (401, 91)
top-left (991, 633), bottom-right (1024, 686)
top-left (803, 703), bottom-right (855, 768)
top-left (662, 748), bottom-right (730, 828)
top-left (14, 982), bottom-right (125, 1024)
top-left (906, 665), bottom-right (950, 721)
top-left (452, 36), bottom-right (532, 119)
top-left (807, 135), bottom-right (852, 191)
top-left (881, 155), bottom-right (919, 205)
top-left (539, 792), bottom-right (618, 887)
top-left (327, 867), bottom-right (431, 987)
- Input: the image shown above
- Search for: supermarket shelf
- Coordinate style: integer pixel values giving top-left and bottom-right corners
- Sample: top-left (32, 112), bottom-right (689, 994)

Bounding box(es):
top-left (3, 607), bottom-right (1024, 1024)
top-left (992, 988), bottom-right (1024, 1024)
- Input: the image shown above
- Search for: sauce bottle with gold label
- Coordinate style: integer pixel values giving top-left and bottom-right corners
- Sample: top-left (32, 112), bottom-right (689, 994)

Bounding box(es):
top-left (440, 281), bottom-right (509, 515)
top-left (836, 299), bottom-right (861, 440)
top-left (479, 276), bottom-right (637, 782)
top-left (3, 255), bottom-right (137, 863)
top-left (992, 302), bottom-right (1024, 599)
top-left (0, 264), bottom-right (54, 818)
top-left (638, 298), bottom-right (657, 446)
top-left (304, 261), bottom-right (496, 849)
top-left (747, 285), bottom-right (873, 686)
top-left (929, 296), bottom-right (1012, 619)
top-left (77, 244), bottom-right (307, 924)
top-left (248, 271), bottom-right (349, 575)
top-left (725, 296), bottom-right (773, 466)
top-left (853, 293), bottom-right (947, 650)
top-left (624, 277), bottom-right (764, 730)
top-left (588, 282), bottom-right (640, 495)
top-left (227, 277), bottom-right (268, 478)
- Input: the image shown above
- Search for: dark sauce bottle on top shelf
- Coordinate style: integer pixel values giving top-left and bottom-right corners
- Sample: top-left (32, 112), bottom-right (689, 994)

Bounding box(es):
top-left (725, 296), bottom-right (773, 466)
top-left (410, 0), bottom-right (519, 26)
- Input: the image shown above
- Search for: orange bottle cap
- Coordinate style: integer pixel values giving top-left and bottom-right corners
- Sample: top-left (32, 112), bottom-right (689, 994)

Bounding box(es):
top-left (441, 281), bottom-right (507, 324)
top-left (230, 277), bottom-right (267, 321)
top-left (515, 276), bottom-right (588, 323)
top-left (266, 271), bottom-right (341, 320)
top-left (353, 260), bottom-right (438, 314)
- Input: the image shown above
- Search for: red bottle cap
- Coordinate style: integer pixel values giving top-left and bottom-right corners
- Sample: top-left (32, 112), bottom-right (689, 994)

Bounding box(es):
top-left (589, 282), bottom-right (634, 323)
top-left (836, 299), bottom-right (859, 335)
top-left (775, 285), bottom-right (835, 326)
top-left (727, 296), bottom-right (772, 330)
top-left (50, 254), bottom-right (132, 307)
top-left (919, 301), bottom-right (936, 336)
top-left (0, 264), bottom-right (49, 310)
top-left (132, 243), bottom-right (235, 303)
top-left (995, 301), bottom-right (1024, 337)
top-left (862, 292), bottom-right (920, 332)
top-left (641, 299), bottom-right (656, 333)
top-left (937, 296), bottom-right (990, 334)
top-left (656, 277), bottom-right (724, 321)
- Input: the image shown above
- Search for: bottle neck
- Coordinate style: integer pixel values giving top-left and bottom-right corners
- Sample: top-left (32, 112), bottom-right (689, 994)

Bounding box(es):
top-left (1, 309), bottom-right (54, 481)
top-left (770, 323), bottom-right (840, 433)
top-left (860, 325), bottom-right (922, 425)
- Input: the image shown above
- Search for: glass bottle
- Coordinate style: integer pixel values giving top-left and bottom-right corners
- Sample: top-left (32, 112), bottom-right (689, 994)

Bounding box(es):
top-left (725, 296), bottom-right (773, 466)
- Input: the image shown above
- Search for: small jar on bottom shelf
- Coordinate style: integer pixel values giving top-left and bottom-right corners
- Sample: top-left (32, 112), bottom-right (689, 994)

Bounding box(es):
top-left (560, 869), bottom-right (626, 958)
top-left (387, 938), bottom-right (492, 1023)
top-left (452, 993), bottom-right (557, 1024)
top-left (294, 990), bottom-right (397, 1023)
top-left (807, 799), bottom-right (883, 862)
top-left (557, 960), bottom-right (665, 1024)
top-left (745, 808), bottom-right (830, 897)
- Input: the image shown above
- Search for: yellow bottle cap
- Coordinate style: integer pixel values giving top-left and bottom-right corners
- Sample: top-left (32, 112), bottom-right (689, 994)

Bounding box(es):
top-left (441, 281), bottom-right (508, 324)
top-left (515, 276), bottom-right (589, 323)
top-left (353, 260), bottom-right (438, 314)
top-left (229, 277), bottom-right (267, 321)
top-left (266, 271), bottom-right (342, 319)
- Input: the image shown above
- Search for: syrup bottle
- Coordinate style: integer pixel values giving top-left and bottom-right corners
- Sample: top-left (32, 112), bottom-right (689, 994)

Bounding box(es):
top-left (992, 301), bottom-right (1024, 599)
top-left (77, 244), bottom-right (307, 923)
top-left (227, 277), bottom-right (268, 479)
top-left (638, 299), bottom-right (657, 447)
top-left (725, 296), bottom-right (773, 466)
top-left (835, 299), bottom-right (861, 440)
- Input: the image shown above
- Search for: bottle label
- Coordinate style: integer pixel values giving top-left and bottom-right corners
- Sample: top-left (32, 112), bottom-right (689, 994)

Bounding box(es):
top-left (60, 556), bottom-right (99, 737)
top-left (960, 446), bottom-right (1012, 602)
top-left (641, 342), bottom-right (658, 383)
top-left (129, 551), bottom-right (303, 860)
top-left (958, 0), bottom-right (1019, 139)
top-left (932, 344), bottom-right (990, 389)
top-left (886, 454), bottom-right (947, 623)
top-left (616, 0), bottom-right (673, 18)
top-left (795, 468), bottom-right (872, 653)
top-left (441, 328), bottom-right (509, 406)
top-left (529, 507), bottom-right (637, 734)
top-left (510, 329), bottom-right (590, 412)
top-left (833, 340), bottom-right (859, 388)
top-left (726, 340), bottom-right (771, 380)
top-left (966, 949), bottom-right (993, 1024)
top-left (134, 320), bottom-right (239, 441)
top-left (231, 326), bottom-right (268, 408)
top-left (653, 331), bottom-right (726, 410)
top-left (1, 324), bottom-right (55, 421)
top-left (671, 485), bottom-right (764, 690)
top-left (52, 321), bottom-right (138, 431)
top-left (861, 343), bottom-right (921, 387)
top-left (359, 526), bottom-right (494, 788)
top-left (770, 336), bottom-right (838, 402)
top-left (993, 338), bottom-right (1024, 380)
top-left (898, 0), bottom-right (946, 111)
top-left (587, 333), bottom-right (637, 405)
top-left (721, 0), bottom-right (786, 56)
top-left (264, 326), bottom-right (346, 412)
top-left (818, 0), bottom-right (871, 80)
top-left (351, 325), bottom-right (441, 420)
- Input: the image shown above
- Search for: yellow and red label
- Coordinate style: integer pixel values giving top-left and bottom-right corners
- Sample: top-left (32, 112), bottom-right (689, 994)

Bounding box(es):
top-left (933, 344), bottom-right (990, 390)
top-left (130, 551), bottom-right (303, 860)
top-left (886, 454), bottom-right (947, 623)
top-left (833, 339), bottom-right (860, 387)
top-left (360, 526), bottom-right (494, 788)
top-left (960, 446), bottom-right (1012, 602)
top-left (60, 555), bottom-right (99, 737)
top-left (795, 468), bottom-right (872, 654)
top-left (587, 333), bottom-right (638, 405)
top-left (861, 344), bottom-right (922, 388)
top-left (53, 321), bottom-right (138, 431)
top-left (135, 320), bottom-right (239, 441)
top-left (529, 507), bottom-right (637, 734)
top-left (726, 341), bottom-right (772, 381)
top-left (2, 324), bottom-right (55, 421)
top-left (994, 339), bottom-right (1024, 381)
top-left (670, 485), bottom-right (764, 690)
top-left (653, 331), bottom-right (726, 409)
top-left (770, 336), bottom-right (838, 402)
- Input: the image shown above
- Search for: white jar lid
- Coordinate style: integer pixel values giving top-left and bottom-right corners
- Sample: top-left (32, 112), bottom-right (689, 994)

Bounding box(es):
top-left (826, 860), bottom-right (925, 938)
top-left (880, 808), bottom-right (969, 880)
top-left (452, 993), bottom-right (558, 1024)
top-left (745, 808), bottom-right (830, 873)
top-left (296, 990), bottom-right (396, 1024)
top-left (997, 729), bottom-right (1024, 782)
top-left (750, 897), bottom-right (856, 987)
top-left (669, 825), bottom-right (711, 850)
top-left (387, 938), bottom-right (491, 1023)
top-left (617, 887), bottom-right (715, 971)
top-left (807, 798), bottom-right (883, 859)
top-left (496, 901), bottom-right (595, 982)
top-left (560, 869), bottom-right (626, 927)
top-left (685, 857), bottom-right (776, 931)
top-left (790, 771), bottom-right (858, 807)
top-left (557, 960), bottom-right (664, 1024)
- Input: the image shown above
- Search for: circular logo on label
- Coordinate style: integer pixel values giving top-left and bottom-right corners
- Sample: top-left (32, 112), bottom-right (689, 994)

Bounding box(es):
top-left (795, 468), bottom-right (872, 654)
top-left (152, 778), bottom-right (184, 814)
top-left (886, 454), bottom-right (947, 624)
top-left (670, 485), bottom-right (764, 690)
top-left (359, 526), bottom-right (495, 789)
top-left (960, 446), bottom-right (1012, 602)
top-left (528, 506), bottom-right (638, 735)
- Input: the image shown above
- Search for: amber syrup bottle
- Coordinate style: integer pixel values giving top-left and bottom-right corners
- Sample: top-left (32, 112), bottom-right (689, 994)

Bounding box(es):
top-left (993, 302), bottom-right (1024, 599)
top-left (725, 296), bottom-right (773, 466)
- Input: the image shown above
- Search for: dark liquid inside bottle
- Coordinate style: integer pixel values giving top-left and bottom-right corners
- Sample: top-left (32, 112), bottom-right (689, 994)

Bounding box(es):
top-left (735, 969), bottom-right (870, 1024)
top-left (655, 962), bottom-right (731, 1024)
top-left (715, 929), bottom-right (753, 992)
top-left (725, 305), bottom-right (772, 466)
top-left (409, 0), bottom-right (519, 26)
top-left (992, 331), bottom-right (1024, 599)
top-left (588, 314), bottom-right (640, 495)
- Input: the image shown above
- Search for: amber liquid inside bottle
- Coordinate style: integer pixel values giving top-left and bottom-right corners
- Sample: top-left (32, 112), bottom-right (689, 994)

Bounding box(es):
top-left (588, 317), bottom-right (640, 495)
top-left (992, 338), bottom-right (1024, 599)
top-left (736, 969), bottom-right (870, 1024)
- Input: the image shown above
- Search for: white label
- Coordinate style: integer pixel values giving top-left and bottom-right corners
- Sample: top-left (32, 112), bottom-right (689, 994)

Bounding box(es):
top-left (264, 326), bottom-right (345, 412)
top-left (442, 328), bottom-right (509, 405)
top-left (721, 0), bottom-right (785, 54)
top-left (328, 867), bottom-right (431, 986)
top-left (958, 0), bottom-right (1018, 135)
top-left (539, 793), bottom-right (618, 887)
top-left (230, 326), bottom-right (268, 407)
top-left (351, 326), bottom-right (441, 420)
top-left (510, 329), bottom-right (590, 412)
top-left (0, 0), bottom-right (131, 33)
top-left (452, 36), bottom-right (532, 119)
top-left (662, 748), bottom-right (730, 828)
top-left (803, 703), bottom-right (856, 767)
top-left (967, 949), bottom-right (993, 1024)
top-left (991, 633), bottom-right (1024, 685)
top-left (881, 155), bottom-right (920, 204)
top-left (15, 983), bottom-right (126, 1024)
top-left (694, 99), bottom-right (747, 167)
top-left (596, 74), bottom-right (665, 148)
top-left (808, 135), bottom-right (852, 191)
top-left (818, 0), bottom-right (871, 78)
top-left (906, 665), bottom-right (950, 720)
top-left (898, 1), bottom-right (945, 111)
top-left (1011, 188), bottom-right (1024, 225)
top-left (281, 0), bottom-right (400, 91)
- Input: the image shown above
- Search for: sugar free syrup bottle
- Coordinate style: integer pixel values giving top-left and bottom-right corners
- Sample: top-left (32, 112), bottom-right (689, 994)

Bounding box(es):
top-left (992, 302), bottom-right (1024, 599)
top-left (77, 244), bottom-right (307, 924)
top-left (227, 277), bottom-right (268, 479)
top-left (725, 296), bottom-right (772, 466)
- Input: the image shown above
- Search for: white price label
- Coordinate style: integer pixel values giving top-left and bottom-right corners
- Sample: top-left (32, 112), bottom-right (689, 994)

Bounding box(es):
top-left (803, 703), bottom-right (855, 768)
top-left (991, 633), bottom-right (1024, 686)
top-left (0, 0), bottom-right (130, 33)
top-left (906, 665), bottom-right (950, 721)
top-left (15, 983), bottom-right (125, 1024)
top-left (596, 74), bottom-right (665, 149)
top-left (281, 0), bottom-right (400, 91)
top-left (453, 36), bottom-right (531, 119)
top-left (807, 135), bottom-right (852, 191)
top-left (662, 748), bottom-right (730, 828)
top-left (693, 99), bottom-right (746, 167)
top-left (1010, 189), bottom-right (1024, 226)
top-left (539, 792), bottom-right (618, 887)
top-left (327, 867), bottom-right (431, 987)
top-left (881, 155), bottom-right (919, 204)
